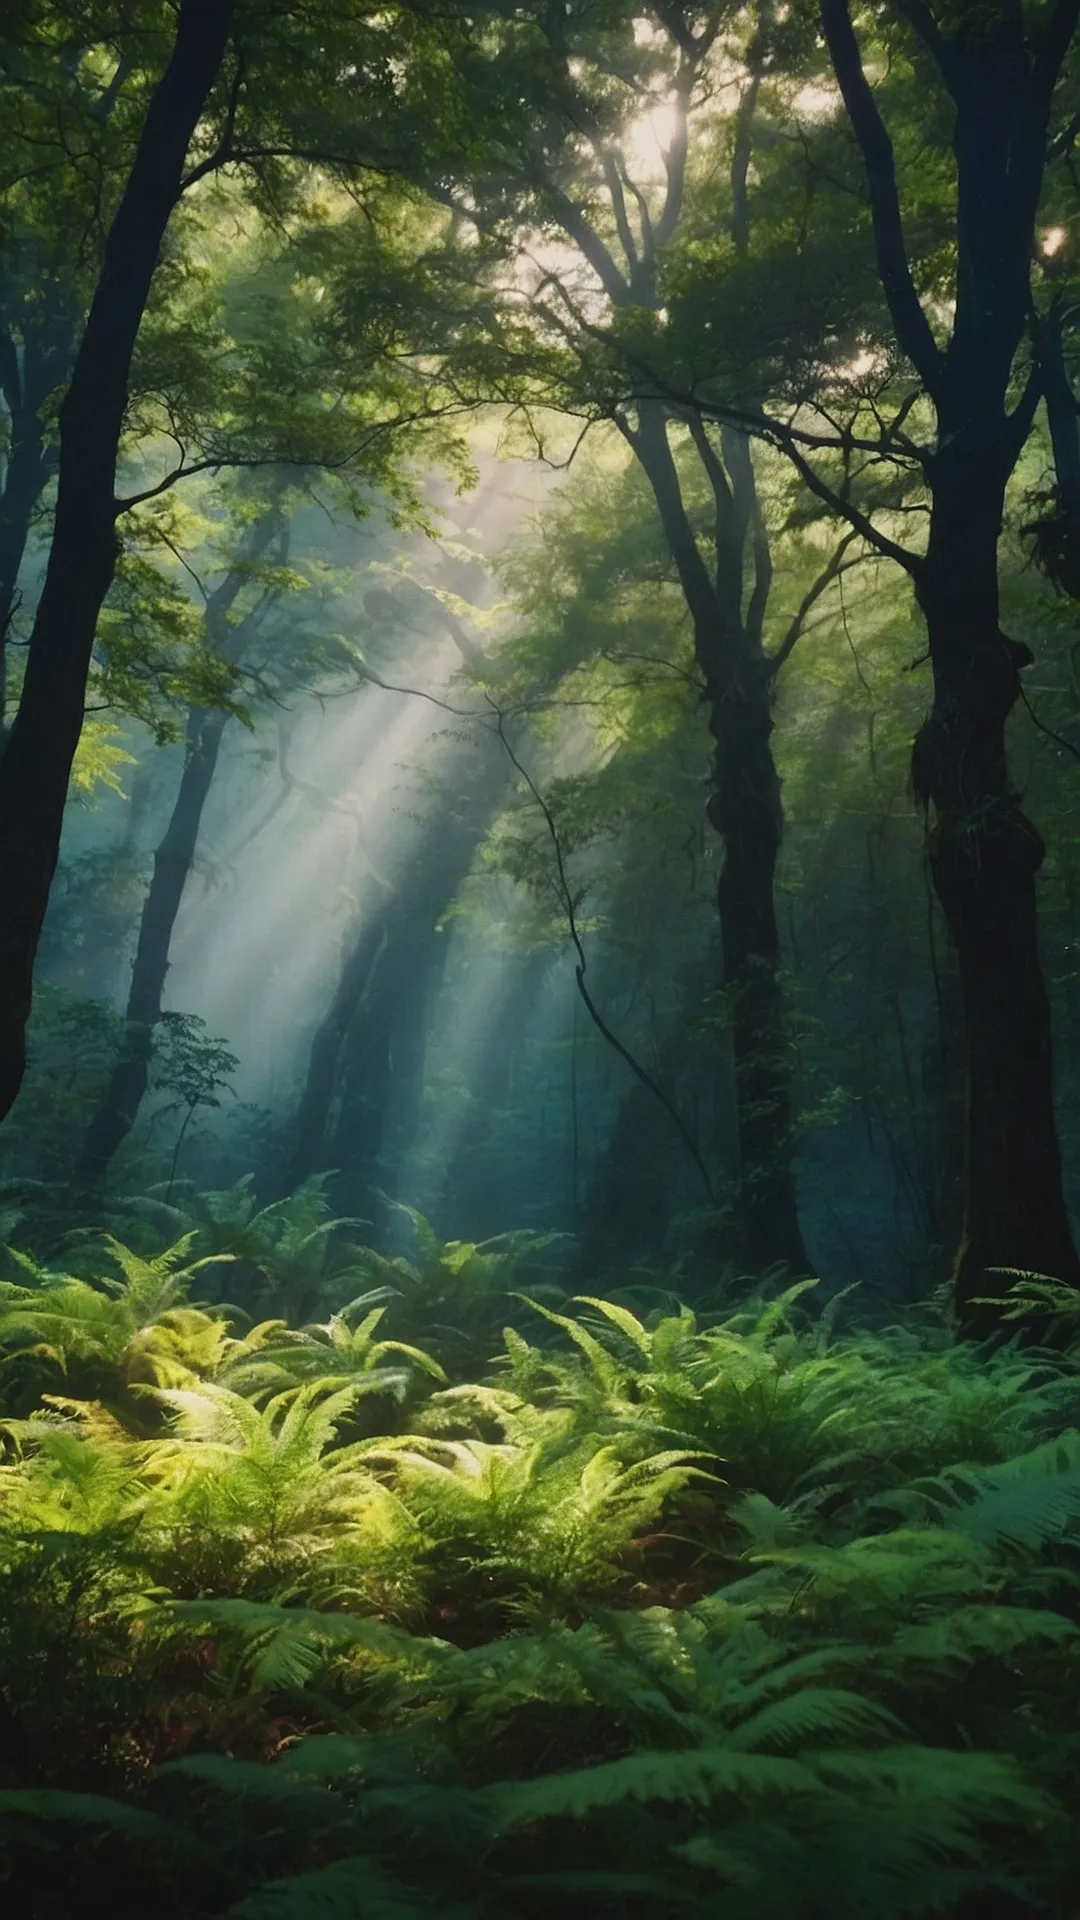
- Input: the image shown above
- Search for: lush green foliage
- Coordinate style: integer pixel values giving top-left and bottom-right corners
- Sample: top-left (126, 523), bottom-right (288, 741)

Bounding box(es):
top-left (1, 1198), bottom-right (1079, 1916)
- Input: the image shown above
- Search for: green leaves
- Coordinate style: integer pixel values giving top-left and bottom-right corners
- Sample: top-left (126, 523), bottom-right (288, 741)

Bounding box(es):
top-left (229, 1855), bottom-right (477, 1919)
top-left (2, 1205), bottom-right (1080, 1917)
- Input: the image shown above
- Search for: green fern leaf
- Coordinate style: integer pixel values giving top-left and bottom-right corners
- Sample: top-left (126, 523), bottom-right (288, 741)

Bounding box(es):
top-left (229, 1854), bottom-right (475, 1918)
top-left (484, 1745), bottom-right (817, 1826)
top-left (0, 1788), bottom-right (185, 1844)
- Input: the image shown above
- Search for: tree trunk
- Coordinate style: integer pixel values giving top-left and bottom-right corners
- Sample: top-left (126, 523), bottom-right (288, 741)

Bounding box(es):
top-left (913, 453), bottom-right (1080, 1325)
top-left (0, 0), bottom-right (232, 1125)
top-left (288, 912), bottom-right (390, 1190)
top-left (816, 0), bottom-right (1080, 1325)
top-left (631, 402), bottom-right (809, 1274)
top-left (73, 503), bottom-right (286, 1186)
top-left (711, 664), bottom-right (805, 1270)
top-left (76, 706), bottom-right (228, 1191)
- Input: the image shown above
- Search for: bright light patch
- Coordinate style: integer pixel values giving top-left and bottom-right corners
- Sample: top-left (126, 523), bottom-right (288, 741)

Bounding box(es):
top-left (794, 81), bottom-right (838, 118)
top-left (623, 99), bottom-right (678, 184)
top-left (1042, 225), bottom-right (1068, 257)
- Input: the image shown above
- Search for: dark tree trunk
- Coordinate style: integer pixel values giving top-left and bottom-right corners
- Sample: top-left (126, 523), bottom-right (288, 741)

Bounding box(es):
top-left (75, 707), bottom-right (228, 1191)
top-left (0, 0), bottom-right (232, 1125)
top-left (711, 666), bottom-right (805, 1271)
top-left (913, 456), bottom-right (1080, 1323)
top-left (818, 0), bottom-right (1080, 1326)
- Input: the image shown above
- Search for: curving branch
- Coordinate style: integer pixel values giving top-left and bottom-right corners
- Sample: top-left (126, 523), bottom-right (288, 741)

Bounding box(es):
top-left (489, 700), bottom-right (715, 1202)
top-left (686, 413), bottom-right (737, 573)
top-left (892, 0), bottom-right (958, 90)
top-left (683, 398), bottom-right (924, 577)
top-left (540, 181), bottom-right (630, 306)
top-left (765, 530), bottom-right (862, 675)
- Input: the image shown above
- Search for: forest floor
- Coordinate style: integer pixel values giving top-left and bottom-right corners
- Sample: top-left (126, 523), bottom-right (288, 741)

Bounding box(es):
top-left (0, 1207), bottom-right (1079, 1918)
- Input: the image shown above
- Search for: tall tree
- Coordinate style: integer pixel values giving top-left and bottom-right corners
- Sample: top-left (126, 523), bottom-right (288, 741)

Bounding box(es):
top-left (0, 0), bottom-right (234, 1124)
top-left (798, 0), bottom-right (1080, 1319)
top-left (408, 1), bottom-right (871, 1269)
top-left (0, 0), bottom-right (484, 1130)
top-left (0, 9), bottom-right (147, 725)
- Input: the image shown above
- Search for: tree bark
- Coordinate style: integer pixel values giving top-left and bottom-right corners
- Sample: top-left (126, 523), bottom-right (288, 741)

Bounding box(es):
top-left (912, 453), bottom-right (1080, 1323)
top-left (0, 0), bottom-right (232, 1125)
top-left (630, 402), bottom-right (809, 1274)
top-left (73, 502), bottom-right (286, 1188)
top-left (710, 701), bottom-right (805, 1270)
top-left (817, 0), bottom-right (1080, 1324)
top-left (75, 706), bottom-right (228, 1191)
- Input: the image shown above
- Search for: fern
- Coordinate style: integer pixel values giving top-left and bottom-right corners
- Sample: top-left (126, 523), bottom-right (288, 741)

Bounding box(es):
top-left (0, 1788), bottom-right (186, 1844)
top-left (895, 1431), bottom-right (1080, 1552)
top-left (229, 1855), bottom-right (478, 1919)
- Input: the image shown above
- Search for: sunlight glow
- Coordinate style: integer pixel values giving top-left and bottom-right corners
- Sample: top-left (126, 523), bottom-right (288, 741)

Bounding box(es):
top-left (794, 81), bottom-right (838, 118)
top-left (623, 98), bottom-right (678, 178)
top-left (167, 638), bottom-right (461, 1104)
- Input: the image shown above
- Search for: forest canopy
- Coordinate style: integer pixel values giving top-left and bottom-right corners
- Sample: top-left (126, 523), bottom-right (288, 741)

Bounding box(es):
top-left (3, 1), bottom-right (1080, 1915)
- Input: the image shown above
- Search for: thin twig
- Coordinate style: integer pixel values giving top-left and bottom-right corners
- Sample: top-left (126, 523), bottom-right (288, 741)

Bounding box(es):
top-left (488, 698), bottom-right (715, 1201)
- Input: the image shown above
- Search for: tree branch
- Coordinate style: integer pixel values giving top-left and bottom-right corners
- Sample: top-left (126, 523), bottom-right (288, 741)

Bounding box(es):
top-left (1012, 0), bottom-right (1080, 235)
top-left (600, 151), bottom-right (640, 277)
top-left (892, 0), bottom-right (959, 91)
top-left (819, 0), bottom-right (945, 394)
top-left (654, 75), bottom-right (691, 250)
top-left (686, 412), bottom-right (737, 577)
top-left (541, 181), bottom-right (630, 305)
top-left (751, 414), bottom-right (923, 575)
top-left (490, 698), bottom-right (715, 1201)
top-left (765, 530), bottom-right (862, 675)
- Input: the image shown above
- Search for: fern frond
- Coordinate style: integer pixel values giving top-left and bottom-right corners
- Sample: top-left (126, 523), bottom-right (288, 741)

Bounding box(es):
top-left (484, 1744), bottom-right (817, 1825)
top-left (229, 1855), bottom-right (477, 1918)
top-left (0, 1788), bottom-right (184, 1844)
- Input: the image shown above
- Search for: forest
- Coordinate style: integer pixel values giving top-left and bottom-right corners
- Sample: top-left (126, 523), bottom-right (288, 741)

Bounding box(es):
top-left (3, 0), bottom-right (1080, 1913)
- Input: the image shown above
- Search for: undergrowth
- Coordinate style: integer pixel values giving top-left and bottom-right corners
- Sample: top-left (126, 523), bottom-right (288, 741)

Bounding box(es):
top-left (0, 1197), bottom-right (1078, 1917)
